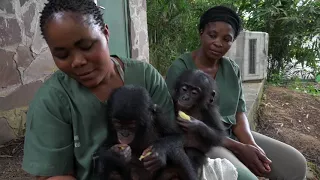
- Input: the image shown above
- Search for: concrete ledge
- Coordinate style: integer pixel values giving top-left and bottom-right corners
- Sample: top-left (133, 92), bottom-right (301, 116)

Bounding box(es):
top-left (243, 79), bottom-right (266, 130)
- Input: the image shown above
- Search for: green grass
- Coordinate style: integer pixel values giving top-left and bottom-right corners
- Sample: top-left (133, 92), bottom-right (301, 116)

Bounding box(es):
top-left (268, 77), bottom-right (320, 96)
top-left (288, 80), bottom-right (320, 96)
top-left (307, 161), bottom-right (320, 179)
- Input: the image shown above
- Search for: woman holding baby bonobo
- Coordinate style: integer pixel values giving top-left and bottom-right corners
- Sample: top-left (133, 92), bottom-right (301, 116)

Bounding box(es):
top-left (22, 0), bottom-right (177, 179)
top-left (165, 5), bottom-right (307, 180)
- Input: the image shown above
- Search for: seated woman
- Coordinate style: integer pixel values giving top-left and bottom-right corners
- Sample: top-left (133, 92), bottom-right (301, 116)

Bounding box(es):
top-left (165, 5), bottom-right (307, 180)
top-left (22, 0), bottom-right (177, 179)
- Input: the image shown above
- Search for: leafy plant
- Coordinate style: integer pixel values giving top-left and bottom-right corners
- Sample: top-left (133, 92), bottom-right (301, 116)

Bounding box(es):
top-left (287, 79), bottom-right (320, 96)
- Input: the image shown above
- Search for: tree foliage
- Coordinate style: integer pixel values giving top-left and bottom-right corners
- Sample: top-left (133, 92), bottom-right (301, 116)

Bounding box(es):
top-left (147, 0), bottom-right (320, 79)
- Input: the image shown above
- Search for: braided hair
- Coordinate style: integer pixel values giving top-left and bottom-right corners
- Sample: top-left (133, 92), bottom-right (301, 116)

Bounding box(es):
top-left (39, 0), bottom-right (104, 39)
top-left (199, 6), bottom-right (242, 39)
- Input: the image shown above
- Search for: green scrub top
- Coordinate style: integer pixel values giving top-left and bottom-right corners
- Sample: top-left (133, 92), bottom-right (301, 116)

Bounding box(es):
top-left (22, 56), bottom-right (175, 180)
top-left (165, 52), bottom-right (247, 138)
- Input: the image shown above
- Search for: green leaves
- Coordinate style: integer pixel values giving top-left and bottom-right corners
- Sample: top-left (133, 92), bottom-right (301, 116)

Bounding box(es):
top-left (316, 74), bottom-right (320, 83)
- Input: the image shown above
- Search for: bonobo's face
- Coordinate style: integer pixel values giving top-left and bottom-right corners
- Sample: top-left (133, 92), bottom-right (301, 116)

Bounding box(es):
top-left (177, 83), bottom-right (201, 111)
top-left (112, 119), bottom-right (136, 144)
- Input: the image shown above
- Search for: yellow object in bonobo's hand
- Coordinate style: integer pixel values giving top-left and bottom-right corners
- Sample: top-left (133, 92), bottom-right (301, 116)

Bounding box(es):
top-left (178, 111), bottom-right (191, 121)
top-left (139, 151), bottom-right (152, 161)
top-left (118, 144), bottom-right (128, 150)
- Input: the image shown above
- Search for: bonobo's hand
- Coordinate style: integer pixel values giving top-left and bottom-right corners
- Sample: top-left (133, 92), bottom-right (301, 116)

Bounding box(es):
top-left (176, 116), bottom-right (204, 133)
top-left (109, 144), bottom-right (132, 163)
top-left (236, 144), bottom-right (272, 177)
top-left (141, 146), bottom-right (166, 173)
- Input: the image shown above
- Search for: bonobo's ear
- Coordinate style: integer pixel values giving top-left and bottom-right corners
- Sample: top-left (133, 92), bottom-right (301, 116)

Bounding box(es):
top-left (209, 90), bottom-right (216, 104)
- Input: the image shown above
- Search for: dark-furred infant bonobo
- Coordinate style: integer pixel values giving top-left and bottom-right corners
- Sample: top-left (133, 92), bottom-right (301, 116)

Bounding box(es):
top-left (172, 69), bottom-right (226, 175)
top-left (97, 85), bottom-right (197, 180)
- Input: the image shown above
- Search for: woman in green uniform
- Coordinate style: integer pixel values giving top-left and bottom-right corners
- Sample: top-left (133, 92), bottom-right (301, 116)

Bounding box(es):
top-left (22, 1), bottom-right (175, 180)
top-left (165, 6), bottom-right (307, 180)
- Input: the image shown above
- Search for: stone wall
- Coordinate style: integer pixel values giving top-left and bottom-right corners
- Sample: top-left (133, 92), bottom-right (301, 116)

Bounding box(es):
top-left (0, 0), bottom-right (52, 145)
top-left (129, 0), bottom-right (149, 62)
top-left (0, 0), bottom-right (149, 145)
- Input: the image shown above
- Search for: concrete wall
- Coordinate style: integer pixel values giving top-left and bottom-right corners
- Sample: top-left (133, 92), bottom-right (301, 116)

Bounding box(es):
top-left (225, 30), bottom-right (269, 82)
top-left (0, 0), bottom-right (149, 145)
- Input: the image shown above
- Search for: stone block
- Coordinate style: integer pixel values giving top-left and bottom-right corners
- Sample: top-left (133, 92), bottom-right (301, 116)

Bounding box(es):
top-left (0, 84), bottom-right (20, 98)
top-left (132, 48), bottom-right (139, 59)
top-left (0, 0), bottom-right (14, 14)
top-left (0, 81), bottom-right (42, 111)
top-left (22, 3), bottom-right (36, 38)
top-left (128, 0), bottom-right (149, 62)
top-left (31, 21), bottom-right (47, 55)
top-left (20, 0), bottom-right (28, 7)
top-left (0, 107), bottom-right (28, 137)
top-left (23, 48), bottom-right (56, 84)
top-left (0, 17), bottom-right (22, 47)
top-left (14, 45), bottom-right (34, 69)
top-left (0, 117), bottom-right (16, 145)
top-left (139, 31), bottom-right (147, 45)
top-left (142, 0), bottom-right (146, 9)
top-left (0, 49), bottom-right (21, 88)
top-left (243, 81), bottom-right (265, 130)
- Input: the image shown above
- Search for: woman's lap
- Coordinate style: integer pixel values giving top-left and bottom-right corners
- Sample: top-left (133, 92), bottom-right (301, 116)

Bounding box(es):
top-left (207, 131), bottom-right (307, 180)
top-left (252, 131), bottom-right (307, 180)
top-left (206, 146), bottom-right (258, 180)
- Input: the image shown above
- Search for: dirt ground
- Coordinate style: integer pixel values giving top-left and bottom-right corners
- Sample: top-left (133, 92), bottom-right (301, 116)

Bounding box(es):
top-left (256, 85), bottom-right (320, 179)
top-left (0, 85), bottom-right (319, 179)
top-left (0, 138), bottom-right (31, 179)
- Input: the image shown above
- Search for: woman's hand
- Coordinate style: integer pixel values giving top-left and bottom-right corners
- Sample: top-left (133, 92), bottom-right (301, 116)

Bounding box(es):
top-left (235, 143), bottom-right (272, 177)
top-left (110, 144), bottom-right (132, 163)
top-left (229, 112), bottom-right (272, 176)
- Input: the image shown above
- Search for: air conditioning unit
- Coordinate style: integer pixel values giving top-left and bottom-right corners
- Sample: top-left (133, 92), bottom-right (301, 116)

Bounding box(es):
top-left (225, 31), bottom-right (269, 82)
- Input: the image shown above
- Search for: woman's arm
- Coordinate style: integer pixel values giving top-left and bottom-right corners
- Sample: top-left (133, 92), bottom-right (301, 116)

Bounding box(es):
top-left (22, 85), bottom-right (74, 178)
top-left (232, 112), bottom-right (256, 145)
top-left (222, 112), bottom-right (262, 154)
top-left (222, 112), bottom-right (272, 176)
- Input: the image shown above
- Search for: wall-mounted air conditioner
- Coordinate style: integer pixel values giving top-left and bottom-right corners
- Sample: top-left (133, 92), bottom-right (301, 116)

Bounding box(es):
top-left (225, 31), bottom-right (269, 82)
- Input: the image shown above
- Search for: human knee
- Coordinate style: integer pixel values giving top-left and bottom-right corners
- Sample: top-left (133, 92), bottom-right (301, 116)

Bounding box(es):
top-left (206, 146), bottom-right (226, 159)
top-left (271, 146), bottom-right (307, 180)
top-left (289, 148), bottom-right (307, 180)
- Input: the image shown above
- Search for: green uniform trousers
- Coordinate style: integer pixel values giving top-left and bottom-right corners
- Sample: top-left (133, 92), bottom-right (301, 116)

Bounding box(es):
top-left (207, 131), bottom-right (307, 180)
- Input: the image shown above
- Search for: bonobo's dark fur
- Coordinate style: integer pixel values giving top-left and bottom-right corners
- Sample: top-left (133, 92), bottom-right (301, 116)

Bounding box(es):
top-left (172, 69), bottom-right (226, 174)
top-left (97, 85), bottom-right (197, 180)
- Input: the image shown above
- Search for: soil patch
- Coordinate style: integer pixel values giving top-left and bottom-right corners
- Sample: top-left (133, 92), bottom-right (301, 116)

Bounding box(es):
top-left (256, 85), bottom-right (320, 179)
top-left (0, 138), bottom-right (32, 179)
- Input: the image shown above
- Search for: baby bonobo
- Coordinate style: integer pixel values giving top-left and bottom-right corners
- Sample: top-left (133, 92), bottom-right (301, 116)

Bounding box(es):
top-left (172, 69), bottom-right (226, 176)
top-left (97, 85), bottom-right (197, 180)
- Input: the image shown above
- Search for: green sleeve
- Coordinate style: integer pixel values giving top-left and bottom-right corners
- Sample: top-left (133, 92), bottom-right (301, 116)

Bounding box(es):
top-left (22, 85), bottom-right (74, 176)
top-left (236, 68), bottom-right (247, 112)
top-left (164, 60), bottom-right (187, 95)
top-left (145, 64), bottom-right (175, 122)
